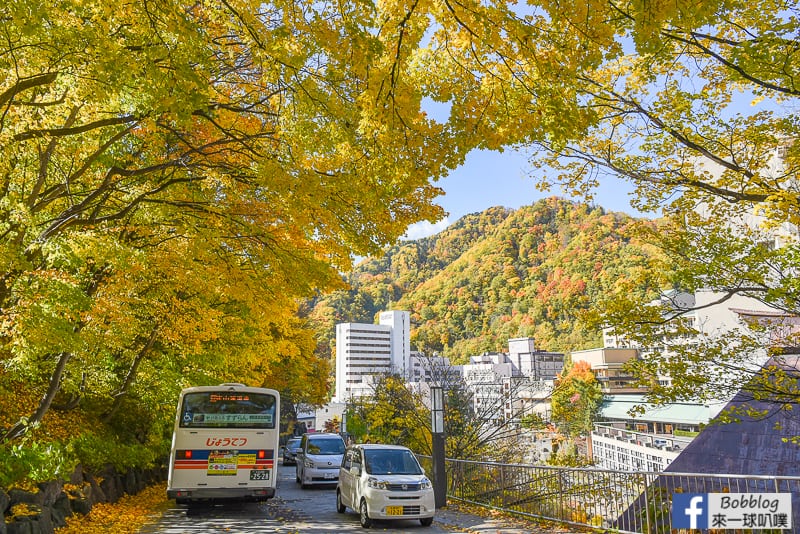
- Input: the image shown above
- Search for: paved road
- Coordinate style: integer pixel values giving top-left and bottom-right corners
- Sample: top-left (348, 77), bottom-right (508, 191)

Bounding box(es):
top-left (140, 461), bottom-right (451, 533)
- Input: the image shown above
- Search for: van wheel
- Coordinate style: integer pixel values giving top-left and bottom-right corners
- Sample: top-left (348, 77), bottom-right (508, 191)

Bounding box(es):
top-left (420, 517), bottom-right (433, 527)
top-left (336, 490), bottom-right (346, 513)
top-left (359, 499), bottom-right (372, 528)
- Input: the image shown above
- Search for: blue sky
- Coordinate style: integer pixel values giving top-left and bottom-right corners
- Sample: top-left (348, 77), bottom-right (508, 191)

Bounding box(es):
top-left (403, 146), bottom-right (645, 240)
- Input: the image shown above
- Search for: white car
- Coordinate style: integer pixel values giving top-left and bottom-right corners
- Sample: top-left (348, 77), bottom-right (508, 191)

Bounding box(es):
top-left (295, 432), bottom-right (346, 488)
top-left (336, 443), bottom-right (435, 528)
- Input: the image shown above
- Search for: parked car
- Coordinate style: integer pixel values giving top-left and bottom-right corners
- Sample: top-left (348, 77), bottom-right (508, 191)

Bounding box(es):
top-left (295, 432), bottom-right (346, 488)
top-left (282, 437), bottom-right (302, 465)
top-left (336, 443), bottom-right (435, 528)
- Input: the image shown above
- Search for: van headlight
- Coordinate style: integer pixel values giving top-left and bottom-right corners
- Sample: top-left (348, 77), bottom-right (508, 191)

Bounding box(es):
top-left (367, 477), bottom-right (389, 489)
top-left (304, 458), bottom-right (315, 468)
top-left (420, 477), bottom-right (432, 490)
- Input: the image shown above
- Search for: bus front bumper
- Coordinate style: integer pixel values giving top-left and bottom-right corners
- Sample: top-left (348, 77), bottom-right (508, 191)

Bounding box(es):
top-left (167, 486), bottom-right (276, 502)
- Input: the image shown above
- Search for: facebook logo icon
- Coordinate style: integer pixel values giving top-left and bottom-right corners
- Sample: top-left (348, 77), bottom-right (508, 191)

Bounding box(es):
top-left (673, 493), bottom-right (709, 529)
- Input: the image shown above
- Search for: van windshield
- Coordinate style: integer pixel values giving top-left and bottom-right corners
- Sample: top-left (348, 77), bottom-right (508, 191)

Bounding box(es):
top-left (307, 438), bottom-right (345, 455)
top-left (364, 449), bottom-right (423, 475)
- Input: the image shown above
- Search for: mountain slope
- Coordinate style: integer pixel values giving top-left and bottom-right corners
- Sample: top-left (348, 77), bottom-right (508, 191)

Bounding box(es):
top-left (308, 197), bottom-right (663, 363)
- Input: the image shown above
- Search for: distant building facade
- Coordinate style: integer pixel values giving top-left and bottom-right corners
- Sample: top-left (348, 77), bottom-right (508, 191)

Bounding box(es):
top-left (408, 351), bottom-right (457, 385)
top-left (590, 394), bottom-right (723, 471)
top-left (333, 310), bottom-right (410, 401)
top-left (570, 347), bottom-right (643, 394)
top-left (333, 319), bottom-right (564, 428)
top-left (591, 424), bottom-right (686, 472)
top-left (454, 340), bottom-right (565, 424)
top-left (508, 337), bottom-right (564, 380)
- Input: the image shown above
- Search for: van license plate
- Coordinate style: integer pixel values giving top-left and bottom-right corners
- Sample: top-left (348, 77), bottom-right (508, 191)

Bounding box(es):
top-left (249, 470), bottom-right (270, 481)
top-left (386, 506), bottom-right (403, 516)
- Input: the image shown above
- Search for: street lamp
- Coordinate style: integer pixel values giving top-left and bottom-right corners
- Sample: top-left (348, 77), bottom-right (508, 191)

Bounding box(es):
top-left (430, 385), bottom-right (446, 509)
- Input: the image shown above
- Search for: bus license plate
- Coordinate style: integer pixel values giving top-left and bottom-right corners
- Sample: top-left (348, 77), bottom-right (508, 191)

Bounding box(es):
top-left (385, 506), bottom-right (403, 516)
top-left (249, 470), bottom-right (270, 481)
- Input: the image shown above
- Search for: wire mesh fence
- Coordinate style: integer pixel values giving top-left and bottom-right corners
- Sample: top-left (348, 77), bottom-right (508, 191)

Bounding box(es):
top-left (417, 455), bottom-right (800, 533)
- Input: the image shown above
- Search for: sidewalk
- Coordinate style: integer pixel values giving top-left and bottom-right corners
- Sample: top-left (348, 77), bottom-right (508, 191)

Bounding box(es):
top-left (434, 502), bottom-right (591, 534)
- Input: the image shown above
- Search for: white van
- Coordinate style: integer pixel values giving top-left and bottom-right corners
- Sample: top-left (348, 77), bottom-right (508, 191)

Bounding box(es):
top-left (336, 443), bottom-right (435, 528)
top-left (295, 432), bottom-right (346, 488)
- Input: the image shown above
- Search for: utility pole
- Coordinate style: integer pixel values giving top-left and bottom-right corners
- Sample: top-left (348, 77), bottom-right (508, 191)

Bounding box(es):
top-left (430, 386), bottom-right (447, 509)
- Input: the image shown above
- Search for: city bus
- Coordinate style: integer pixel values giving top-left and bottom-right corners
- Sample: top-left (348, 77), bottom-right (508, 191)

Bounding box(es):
top-left (166, 383), bottom-right (280, 504)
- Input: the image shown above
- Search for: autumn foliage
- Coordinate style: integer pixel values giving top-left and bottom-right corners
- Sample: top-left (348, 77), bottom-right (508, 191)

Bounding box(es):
top-left (2, 0), bottom-right (798, 494)
top-left (0, 0), bottom-right (455, 486)
top-left (550, 361), bottom-right (603, 439)
top-left (57, 483), bottom-right (168, 534)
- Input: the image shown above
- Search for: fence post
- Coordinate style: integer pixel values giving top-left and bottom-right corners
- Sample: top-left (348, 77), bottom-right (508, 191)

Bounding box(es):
top-left (642, 473), bottom-right (652, 534)
top-left (500, 464), bottom-right (506, 508)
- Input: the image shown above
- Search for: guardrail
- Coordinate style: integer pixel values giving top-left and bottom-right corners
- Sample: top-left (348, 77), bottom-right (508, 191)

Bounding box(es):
top-left (416, 456), bottom-right (800, 533)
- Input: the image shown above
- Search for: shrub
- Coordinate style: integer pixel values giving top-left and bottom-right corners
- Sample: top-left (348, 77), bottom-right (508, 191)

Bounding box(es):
top-left (0, 438), bottom-right (77, 488)
top-left (71, 432), bottom-right (159, 472)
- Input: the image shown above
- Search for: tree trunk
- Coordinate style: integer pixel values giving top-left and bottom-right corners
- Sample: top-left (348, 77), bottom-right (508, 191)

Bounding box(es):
top-left (102, 327), bottom-right (159, 422)
top-left (2, 351), bottom-right (71, 442)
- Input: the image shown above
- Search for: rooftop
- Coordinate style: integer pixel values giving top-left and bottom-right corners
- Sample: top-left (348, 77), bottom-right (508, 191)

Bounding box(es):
top-left (600, 394), bottom-right (725, 425)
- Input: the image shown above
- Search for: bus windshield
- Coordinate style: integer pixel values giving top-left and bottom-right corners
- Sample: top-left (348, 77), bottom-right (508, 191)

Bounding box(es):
top-left (179, 391), bottom-right (277, 429)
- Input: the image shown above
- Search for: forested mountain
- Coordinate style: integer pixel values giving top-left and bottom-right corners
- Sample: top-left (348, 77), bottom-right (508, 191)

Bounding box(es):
top-left (307, 197), bottom-right (665, 363)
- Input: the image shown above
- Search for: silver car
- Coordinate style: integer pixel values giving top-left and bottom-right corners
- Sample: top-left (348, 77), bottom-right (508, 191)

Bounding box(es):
top-left (295, 433), bottom-right (346, 488)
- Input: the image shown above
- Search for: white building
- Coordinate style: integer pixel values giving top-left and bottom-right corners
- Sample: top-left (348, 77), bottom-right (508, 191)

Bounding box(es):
top-left (333, 310), bottom-right (410, 401)
top-left (408, 351), bottom-right (457, 385)
top-left (380, 310), bottom-right (411, 375)
top-left (503, 375), bottom-right (555, 422)
top-left (603, 287), bottom-right (792, 388)
top-left (457, 352), bottom-right (515, 418)
top-left (590, 394), bottom-right (723, 471)
top-left (591, 425), bottom-right (685, 472)
top-left (508, 337), bottom-right (563, 380)
top-left (455, 341), bottom-right (565, 424)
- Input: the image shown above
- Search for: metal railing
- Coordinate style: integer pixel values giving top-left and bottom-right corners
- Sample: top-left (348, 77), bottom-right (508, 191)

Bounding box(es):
top-left (417, 456), bottom-right (800, 533)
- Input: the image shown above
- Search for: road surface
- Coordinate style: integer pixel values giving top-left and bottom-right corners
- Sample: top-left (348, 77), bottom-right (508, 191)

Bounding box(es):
top-left (140, 460), bottom-right (450, 533)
